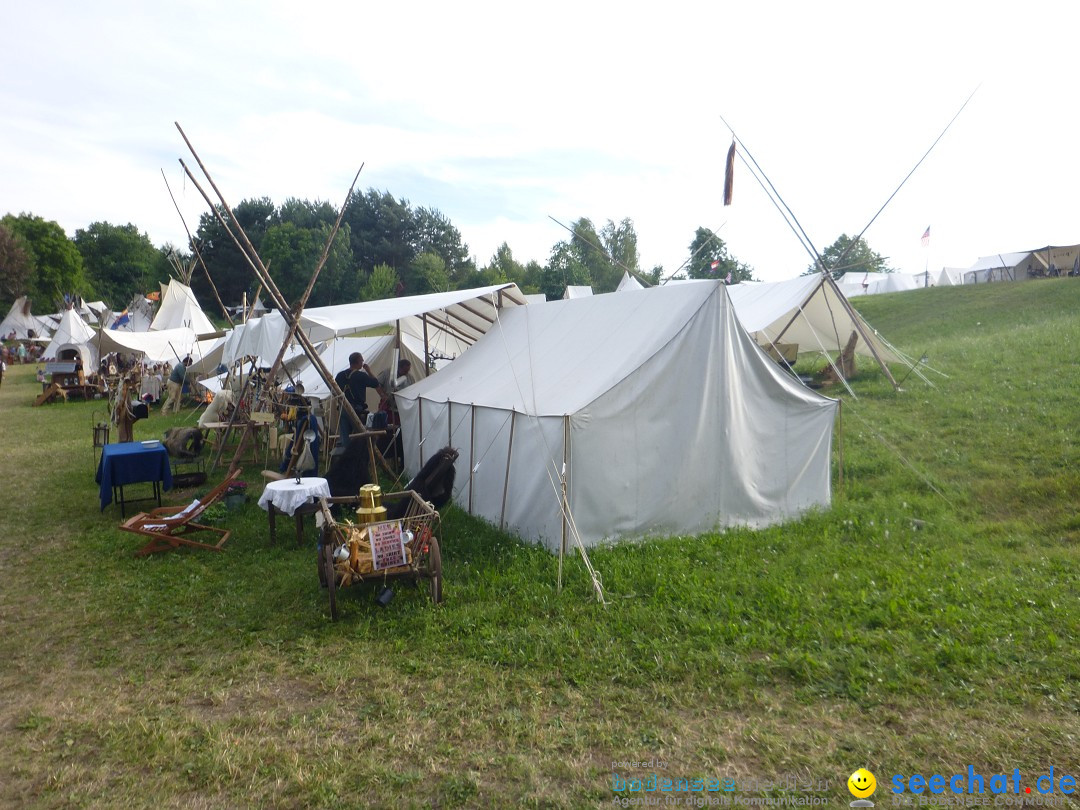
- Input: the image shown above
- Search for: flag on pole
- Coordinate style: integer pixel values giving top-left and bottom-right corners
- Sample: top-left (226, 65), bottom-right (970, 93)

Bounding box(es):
top-left (921, 226), bottom-right (930, 248)
top-left (710, 260), bottom-right (720, 272)
top-left (723, 140), bottom-right (736, 206)
top-left (725, 270), bottom-right (733, 284)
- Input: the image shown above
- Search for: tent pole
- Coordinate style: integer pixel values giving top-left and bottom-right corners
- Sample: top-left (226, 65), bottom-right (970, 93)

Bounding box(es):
top-left (421, 314), bottom-right (431, 373)
top-left (825, 274), bottom-right (899, 390)
top-left (468, 406), bottom-right (476, 514)
top-left (558, 415), bottom-right (569, 593)
top-left (499, 411), bottom-right (516, 530)
top-left (417, 398), bottom-right (425, 467)
top-left (175, 134), bottom-right (376, 455)
top-left (161, 168), bottom-right (233, 326)
top-left (837, 398), bottom-right (844, 494)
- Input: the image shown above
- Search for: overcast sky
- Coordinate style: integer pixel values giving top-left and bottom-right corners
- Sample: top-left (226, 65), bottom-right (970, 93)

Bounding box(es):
top-left (2, 1), bottom-right (1077, 286)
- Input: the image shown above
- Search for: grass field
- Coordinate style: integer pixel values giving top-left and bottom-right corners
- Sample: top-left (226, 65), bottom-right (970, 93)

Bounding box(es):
top-left (1, 279), bottom-right (1078, 808)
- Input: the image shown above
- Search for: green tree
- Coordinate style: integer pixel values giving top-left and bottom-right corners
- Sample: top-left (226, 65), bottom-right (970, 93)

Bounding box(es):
top-left (403, 252), bottom-right (450, 295)
top-left (598, 218), bottom-right (641, 291)
top-left (542, 235), bottom-right (593, 300)
top-left (412, 206), bottom-right (474, 286)
top-left (342, 189), bottom-right (415, 274)
top-left (1, 213), bottom-right (88, 305)
top-left (361, 263), bottom-right (398, 301)
top-left (687, 227), bottom-right (754, 283)
top-left (195, 197), bottom-right (280, 306)
top-left (0, 223), bottom-right (32, 301)
top-left (260, 221), bottom-right (352, 307)
top-left (74, 221), bottom-right (161, 306)
top-left (805, 234), bottom-right (893, 278)
top-left (481, 242), bottom-right (523, 286)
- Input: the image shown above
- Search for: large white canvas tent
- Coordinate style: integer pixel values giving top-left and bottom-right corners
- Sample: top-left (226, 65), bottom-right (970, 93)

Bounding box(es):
top-left (1, 297), bottom-right (51, 339)
top-left (725, 273), bottom-right (903, 372)
top-left (151, 279), bottom-right (216, 334)
top-left (397, 282), bottom-right (838, 551)
top-left (43, 308), bottom-right (98, 368)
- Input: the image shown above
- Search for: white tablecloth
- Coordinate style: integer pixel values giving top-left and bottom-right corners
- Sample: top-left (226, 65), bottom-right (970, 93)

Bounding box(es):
top-left (258, 477), bottom-right (330, 516)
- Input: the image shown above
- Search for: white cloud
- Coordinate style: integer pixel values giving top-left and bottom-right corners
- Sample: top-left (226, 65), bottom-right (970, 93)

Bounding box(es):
top-left (3, 0), bottom-right (1080, 293)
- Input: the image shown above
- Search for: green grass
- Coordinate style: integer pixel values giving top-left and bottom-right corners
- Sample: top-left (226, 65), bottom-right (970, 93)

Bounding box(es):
top-left (2, 278), bottom-right (1080, 808)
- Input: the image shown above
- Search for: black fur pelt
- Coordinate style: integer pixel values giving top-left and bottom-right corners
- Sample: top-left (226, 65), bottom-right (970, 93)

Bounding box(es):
top-left (162, 427), bottom-right (204, 459)
top-left (324, 437), bottom-right (374, 499)
top-left (396, 446), bottom-right (458, 514)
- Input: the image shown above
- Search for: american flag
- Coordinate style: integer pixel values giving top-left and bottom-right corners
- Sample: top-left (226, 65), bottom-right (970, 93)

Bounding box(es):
top-left (921, 226), bottom-right (930, 248)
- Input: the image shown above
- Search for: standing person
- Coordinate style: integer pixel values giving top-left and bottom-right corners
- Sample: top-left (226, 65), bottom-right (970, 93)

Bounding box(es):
top-left (162, 356), bottom-right (192, 415)
top-left (0, 356), bottom-right (6, 388)
top-left (333, 352), bottom-right (382, 451)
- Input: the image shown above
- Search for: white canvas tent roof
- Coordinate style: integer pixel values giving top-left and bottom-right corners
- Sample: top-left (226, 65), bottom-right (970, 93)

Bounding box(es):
top-left (1, 296), bottom-right (51, 339)
top-left (397, 282), bottom-right (838, 551)
top-left (297, 284), bottom-right (526, 345)
top-left (43, 308), bottom-right (98, 367)
top-left (562, 285), bottom-right (593, 299)
top-left (96, 326), bottom-right (221, 365)
top-left (725, 273), bottom-right (902, 365)
top-left (151, 279), bottom-right (216, 334)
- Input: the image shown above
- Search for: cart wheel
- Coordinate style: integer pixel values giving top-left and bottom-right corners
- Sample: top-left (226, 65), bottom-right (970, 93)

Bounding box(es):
top-left (426, 535), bottom-right (443, 605)
top-left (321, 543), bottom-right (339, 621)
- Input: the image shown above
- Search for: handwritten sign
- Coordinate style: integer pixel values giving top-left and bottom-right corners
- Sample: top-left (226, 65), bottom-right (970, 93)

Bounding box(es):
top-left (369, 521), bottom-right (406, 570)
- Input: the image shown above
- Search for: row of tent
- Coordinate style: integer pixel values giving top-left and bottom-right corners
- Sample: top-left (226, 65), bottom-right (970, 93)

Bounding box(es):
top-left (7, 273), bottom-right (911, 551)
top-left (0, 280), bottom-right (227, 370)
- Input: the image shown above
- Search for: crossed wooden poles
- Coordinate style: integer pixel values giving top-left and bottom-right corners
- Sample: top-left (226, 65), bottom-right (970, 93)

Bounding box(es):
top-left (174, 122), bottom-right (385, 479)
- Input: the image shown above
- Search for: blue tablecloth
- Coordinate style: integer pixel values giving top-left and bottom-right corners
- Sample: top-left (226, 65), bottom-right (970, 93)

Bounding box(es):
top-left (95, 441), bottom-right (173, 511)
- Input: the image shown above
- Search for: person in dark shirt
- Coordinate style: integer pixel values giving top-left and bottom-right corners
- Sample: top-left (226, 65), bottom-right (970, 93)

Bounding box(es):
top-left (333, 352), bottom-right (382, 449)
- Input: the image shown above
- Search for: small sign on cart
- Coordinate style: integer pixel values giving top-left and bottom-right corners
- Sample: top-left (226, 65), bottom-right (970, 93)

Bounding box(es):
top-left (370, 521), bottom-right (407, 570)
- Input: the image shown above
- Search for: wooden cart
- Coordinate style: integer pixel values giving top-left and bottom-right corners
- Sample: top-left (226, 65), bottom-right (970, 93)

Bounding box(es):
top-left (316, 490), bottom-right (442, 620)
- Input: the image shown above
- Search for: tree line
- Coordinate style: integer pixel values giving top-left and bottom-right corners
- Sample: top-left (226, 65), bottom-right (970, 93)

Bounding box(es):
top-left (0, 186), bottom-right (893, 316)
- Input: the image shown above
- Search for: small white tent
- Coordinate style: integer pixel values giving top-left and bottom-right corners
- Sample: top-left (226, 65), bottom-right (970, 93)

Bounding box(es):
top-left (725, 273), bottom-right (902, 375)
top-left (1, 297), bottom-right (50, 339)
top-left (563, 285), bottom-right (593, 299)
top-left (151, 280), bottom-right (216, 334)
top-left (397, 282), bottom-right (838, 551)
top-left (615, 272), bottom-right (644, 292)
top-left (43, 308), bottom-right (98, 368)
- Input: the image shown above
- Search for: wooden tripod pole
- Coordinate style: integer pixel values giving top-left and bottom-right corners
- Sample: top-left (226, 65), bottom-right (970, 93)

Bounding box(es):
top-left (225, 164), bottom-right (364, 476)
top-left (175, 124), bottom-right (393, 476)
top-left (160, 169), bottom-right (233, 326)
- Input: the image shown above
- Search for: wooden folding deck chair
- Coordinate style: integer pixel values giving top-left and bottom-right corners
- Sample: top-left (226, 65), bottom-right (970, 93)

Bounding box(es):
top-left (119, 468), bottom-right (243, 556)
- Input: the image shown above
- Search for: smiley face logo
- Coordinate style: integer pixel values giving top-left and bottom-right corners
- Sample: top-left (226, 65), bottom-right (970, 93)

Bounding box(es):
top-left (848, 768), bottom-right (877, 799)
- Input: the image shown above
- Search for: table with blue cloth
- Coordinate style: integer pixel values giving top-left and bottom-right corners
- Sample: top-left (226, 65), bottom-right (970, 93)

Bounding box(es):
top-left (96, 441), bottom-right (173, 516)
